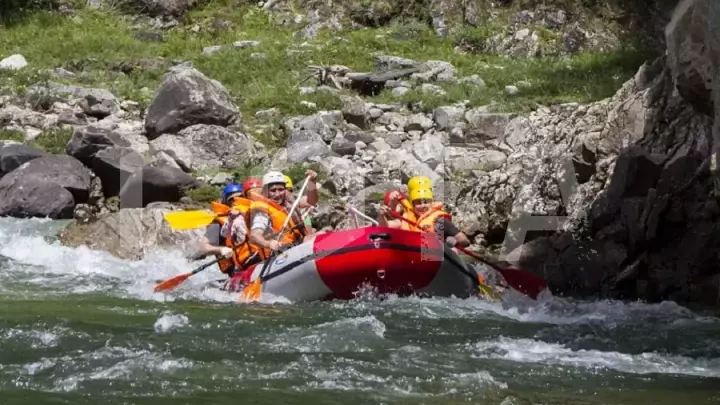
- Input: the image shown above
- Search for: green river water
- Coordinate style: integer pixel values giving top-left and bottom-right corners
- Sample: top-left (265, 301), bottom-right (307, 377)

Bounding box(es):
top-left (1, 217), bottom-right (719, 405)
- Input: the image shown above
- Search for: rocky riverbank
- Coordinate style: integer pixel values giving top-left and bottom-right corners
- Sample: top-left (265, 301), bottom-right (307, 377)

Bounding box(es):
top-left (1, 0), bottom-right (718, 306)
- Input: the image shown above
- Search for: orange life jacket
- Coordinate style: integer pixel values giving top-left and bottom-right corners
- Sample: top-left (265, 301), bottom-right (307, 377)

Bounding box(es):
top-left (210, 198), bottom-right (254, 274)
top-left (246, 198), bottom-right (309, 260)
top-left (398, 199), bottom-right (446, 231)
top-left (402, 203), bottom-right (453, 234)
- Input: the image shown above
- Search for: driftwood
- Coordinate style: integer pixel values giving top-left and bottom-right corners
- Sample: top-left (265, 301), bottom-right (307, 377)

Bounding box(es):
top-left (347, 68), bottom-right (420, 96)
top-left (297, 65), bottom-right (420, 96)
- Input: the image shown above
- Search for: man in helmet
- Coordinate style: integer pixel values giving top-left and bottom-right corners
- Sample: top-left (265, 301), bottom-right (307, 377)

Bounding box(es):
top-left (247, 169), bottom-right (318, 255)
top-left (379, 184), bottom-right (470, 248)
top-left (196, 183), bottom-right (252, 276)
top-left (284, 174), bottom-right (315, 231)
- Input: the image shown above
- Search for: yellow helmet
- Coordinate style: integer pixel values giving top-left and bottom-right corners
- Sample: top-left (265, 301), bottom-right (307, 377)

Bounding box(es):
top-left (284, 175), bottom-right (293, 189)
top-left (409, 187), bottom-right (433, 202)
top-left (408, 176), bottom-right (432, 192)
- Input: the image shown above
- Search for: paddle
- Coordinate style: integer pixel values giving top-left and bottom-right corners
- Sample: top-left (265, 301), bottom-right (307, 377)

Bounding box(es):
top-left (163, 200), bottom-right (235, 231)
top-left (388, 212), bottom-right (548, 300)
top-left (154, 257), bottom-right (222, 292)
top-left (163, 210), bottom-right (221, 230)
top-left (239, 175), bottom-right (312, 302)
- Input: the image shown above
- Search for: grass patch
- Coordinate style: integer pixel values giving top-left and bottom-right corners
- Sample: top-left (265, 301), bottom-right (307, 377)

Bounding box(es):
top-left (183, 183), bottom-right (222, 204)
top-left (0, 129), bottom-right (25, 142)
top-left (0, 3), bottom-right (656, 140)
top-left (27, 127), bottom-right (74, 154)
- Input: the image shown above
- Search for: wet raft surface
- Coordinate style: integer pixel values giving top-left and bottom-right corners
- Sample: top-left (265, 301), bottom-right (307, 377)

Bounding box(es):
top-left (1, 218), bottom-right (720, 405)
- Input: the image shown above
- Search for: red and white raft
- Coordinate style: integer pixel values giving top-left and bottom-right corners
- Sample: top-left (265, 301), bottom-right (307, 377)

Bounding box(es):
top-left (226, 226), bottom-right (481, 301)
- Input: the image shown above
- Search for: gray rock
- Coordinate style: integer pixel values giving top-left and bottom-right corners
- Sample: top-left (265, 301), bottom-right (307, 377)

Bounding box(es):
top-left (233, 40), bottom-right (261, 48)
top-left (286, 130), bottom-right (330, 163)
top-left (330, 137), bottom-right (357, 156)
top-left (0, 144), bottom-right (46, 178)
top-left (27, 83), bottom-right (119, 117)
top-left (133, 0), bottom-right (198, 17)
top-left (460, 75), bottom-right (486, 87)
top-left (92, 147), bottom-right (146, 197)
top-left (58, 207), bottom-right (205, 260)
top-left (0, 177), bottom-right (76, 219)
top-left (150, 150), bottom-right (183, 170)
top-left (341, 96), bottom-right (370, 129)
top-left (368, 138), bottom-right (392, 153)
top-left (144, 67), bottom-right (240, 139)
top-left (375, 55), bottom-right (418, 71)
top-left (404, 113), bottom-right (434, 132)
top-left (149, 124), bottom-right (264, 171)
top-left (444, 147), bottom-right (507, 173)
top-left (210, 172), bottom-right (233, 185)
top-left (0, 155), bottom-right (92, 219)
top-left (464, 111), bottom-right (516, 143)
top-left (412, 135), bottom-right (445, 169)
top-left (665, 0), bottom-right (717, 116)
top-left (66, 126), bottom-right (131, 166)
top-left (315, 156), bottom-right (366, 194)
top-left (255, 108), bottom-right (280, 120)
top-left (202, 45), bottom-right (223, 55)
top-left (420, 83), bottom-right (446, 95)
top-left (0, 54), bottom-right (28, 70)
top-left (391, 87), bottom-right (410, 97)
top-left (58, 110), bottom-right (88, 125)
top-left (343, 131), bottom-right (375, 144)
top-left (433, 106), bottom-right (465, 130)
top-left (118, 165), bottom-right (201, 208)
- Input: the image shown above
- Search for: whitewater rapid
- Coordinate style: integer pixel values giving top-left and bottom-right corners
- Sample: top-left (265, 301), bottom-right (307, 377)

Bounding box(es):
top-left (1, 217), bottom-right (719, 403)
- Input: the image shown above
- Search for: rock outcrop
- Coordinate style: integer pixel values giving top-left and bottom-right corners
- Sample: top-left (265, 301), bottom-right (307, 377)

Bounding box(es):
top-left (502, 0), bottom-right (720, 305)
top-left (58, 204), bottom-right (204, 260)
top-left (144, 66), bottom-right (241, 139)
top-left (0, 155), bottom-right (93, 219)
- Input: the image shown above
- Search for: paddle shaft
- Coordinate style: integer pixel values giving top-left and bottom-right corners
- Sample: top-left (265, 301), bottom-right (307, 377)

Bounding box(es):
top-left (256, 175), bottom-right (312, 281)
top-left (192, 257), bottom-right (223, 275)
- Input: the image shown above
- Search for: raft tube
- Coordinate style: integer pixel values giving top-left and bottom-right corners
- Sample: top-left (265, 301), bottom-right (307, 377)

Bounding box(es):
top-left (228, 226), bottom-right (480, 301)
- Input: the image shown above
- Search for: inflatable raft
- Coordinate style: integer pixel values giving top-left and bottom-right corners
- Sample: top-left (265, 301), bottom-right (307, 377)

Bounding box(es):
top-left (225, 226), bottom-right (481, 301)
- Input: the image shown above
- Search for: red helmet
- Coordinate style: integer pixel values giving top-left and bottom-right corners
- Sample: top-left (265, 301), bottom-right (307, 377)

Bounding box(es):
top-left (384, 190), bottom-right (406, 206)
top-left (243, 177), bottom-right (262, 193)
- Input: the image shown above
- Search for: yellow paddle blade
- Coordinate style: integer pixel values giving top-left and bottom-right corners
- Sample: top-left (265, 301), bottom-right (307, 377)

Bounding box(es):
top-left (479, 282), bottom-right (502, 302)
top-left (477, 274), bottom-right (502, 302)
top-left (163, 210), bottom-right (217, 230)
top-left (238, 278), bottom-right (262, 303)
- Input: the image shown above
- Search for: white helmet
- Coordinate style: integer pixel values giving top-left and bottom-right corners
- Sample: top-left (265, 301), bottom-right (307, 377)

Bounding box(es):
top-left (262, 171), bottom-right (286, 187)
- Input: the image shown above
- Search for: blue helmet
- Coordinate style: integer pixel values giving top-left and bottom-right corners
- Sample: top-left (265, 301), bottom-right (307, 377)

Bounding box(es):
top-left (222, 183), bottom-right (243, 203)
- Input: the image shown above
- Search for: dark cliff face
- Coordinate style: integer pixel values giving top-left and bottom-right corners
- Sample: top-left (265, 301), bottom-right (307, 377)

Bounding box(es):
top-left (513, 0), bottom-right (720, 306)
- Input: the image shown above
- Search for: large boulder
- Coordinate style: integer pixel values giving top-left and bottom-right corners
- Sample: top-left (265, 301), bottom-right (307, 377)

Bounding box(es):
top-left (0, 143), bottom-right (46, 178)
top-left (118, 165), bottom-right (201, 208)
top-left (0, 155), bottom-right (92, 219)
top-left (285, 129), bottom-right (330, 163)
top-left (664, 0), bottom-right (718, 116)
top-left (149, 124), bottom-right (266, 171)
top-left (58, 206), bottom-right (205, 260)
top-left (503, 56), bottom-right (720, 305)
top-left (92, 147), bottom-right (146, 197)
top-left (144, 67), bottom-right (240, 139)
top-left (65, 126), bottom-right (132, 166)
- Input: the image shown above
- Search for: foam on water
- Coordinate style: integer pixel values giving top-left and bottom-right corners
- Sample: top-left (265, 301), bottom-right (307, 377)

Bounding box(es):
top-left (2, 216), bottom-right (720, 390)
top-left (466, 337), bottom-right (720, 378)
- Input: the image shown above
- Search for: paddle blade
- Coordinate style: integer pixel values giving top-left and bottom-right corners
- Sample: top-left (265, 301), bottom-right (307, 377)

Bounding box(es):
top-left (163, 210), bottom-right (217, 230)
top-left (496, 267), bottom-right (548, 300)
top-left (238, 278), bottom-right (262, 303)
top-left (154, 272), bottom-right (192, 292)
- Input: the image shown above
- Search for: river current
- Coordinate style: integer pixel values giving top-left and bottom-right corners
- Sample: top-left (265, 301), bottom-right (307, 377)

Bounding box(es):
top-left (1, 217), bottom-right (719, 404)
